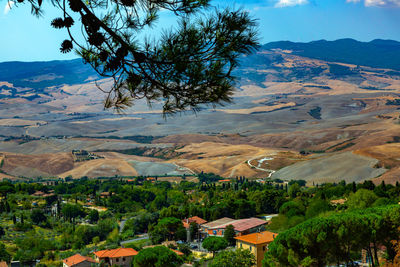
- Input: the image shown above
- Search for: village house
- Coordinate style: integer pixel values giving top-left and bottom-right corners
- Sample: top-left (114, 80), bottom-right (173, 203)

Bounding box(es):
top-left (63, 254), bottom-right (97, 267)
top-left (200, 217), bottom-right (268, 237)
top-left (235, 231), bottom-right (278, 267)
top-left (93, 248), bottom-right (138, 267)
top-left (182, 216), bottom-right (207, 229)
top-left (182, 216), bottom-right (207, 241)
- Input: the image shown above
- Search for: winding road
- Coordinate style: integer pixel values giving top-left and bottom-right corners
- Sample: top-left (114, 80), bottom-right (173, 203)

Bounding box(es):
top-left (247, 156), bottom-right (276, 178)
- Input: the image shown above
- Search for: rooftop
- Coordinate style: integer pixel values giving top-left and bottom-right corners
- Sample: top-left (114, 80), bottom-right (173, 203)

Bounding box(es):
top-left (203, 217), bottom-right (268, 232)
top-left (235, 231), bottom-right (278, 245)
top-left (201, 217), bottom-right (236, 229)
top-left (94, 248), bottom-right (138, 258)
top-left (182, 216), bottom-right (207, 228)
top-left (63, 254), bottom-right (96, 267)
top-left (228, 218), bottom-right (268, 232)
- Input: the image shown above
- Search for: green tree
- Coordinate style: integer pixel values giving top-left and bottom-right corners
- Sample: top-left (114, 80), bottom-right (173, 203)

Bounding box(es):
top-left (288, 183), bottom-right (301, 198)
top-left (347, 189), bottom-right (378, 210)
top-left (20, 0), bottom-right (258, 114)
top-left (30, 209), bottom-right (47, 225)
top-left (223, 224), bottom-right (236, 246)
top-left (210, 248), bottom-right (255, 267)
top-left (61, 204), bottom-right (84, 222)
top-left (88, 209), bottom-right (99, 223)
top-left (133, 246), bottom-right (183, 267)
top-left (305, 199), bottom-right (330, 219)
top-left (92, 236), bottom-right (100, 246)
top-left (189, 222), bottom-right (199, 241)
top-left (202, 236), bottom-right (228, 257)
top-left (263, 205), bottom-right (400, 267)
top-left (149, 217), bottom-right (185, 244)
top-left (0, 242), bottom-right (11, 263)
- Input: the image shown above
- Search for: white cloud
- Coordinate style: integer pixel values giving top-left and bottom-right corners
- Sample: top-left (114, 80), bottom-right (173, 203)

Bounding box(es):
top-left (346, 0), bottom-right (400, 6)
top-left (275, 0), bottom-right (309, 7)
top-left (3, 1), bottom-right (14, 15)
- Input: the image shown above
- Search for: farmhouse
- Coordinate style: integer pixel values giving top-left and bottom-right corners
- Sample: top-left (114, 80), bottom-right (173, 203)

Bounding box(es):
top-left (235, 231), bottom-right (278, 267)
top-left (182, 216), bottom-right (207, 229)
top-left (93, 248), bottom-right (138, 267)
top-left (63, 254), bottom-right (97, 267)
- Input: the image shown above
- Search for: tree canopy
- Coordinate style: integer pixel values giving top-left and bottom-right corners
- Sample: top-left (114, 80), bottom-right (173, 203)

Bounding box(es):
top-left (263, 205), bottom-right (400, 267)
top-left (210, 248), bottom-right (256, 267)
top-left (17, 0), bottom-right (259, 114)
top-left (133, 246), bottom-right (183, 267)
top-left (202, 236), bottom-right (228, 256)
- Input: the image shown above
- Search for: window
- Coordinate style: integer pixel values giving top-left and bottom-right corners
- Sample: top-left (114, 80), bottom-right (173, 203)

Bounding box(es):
top-left (240, 243), bottom-right (242, 248)
top-left (123, 257), bottom-right (125, 261)
top-left (116, 258), bottom-right (119, 262)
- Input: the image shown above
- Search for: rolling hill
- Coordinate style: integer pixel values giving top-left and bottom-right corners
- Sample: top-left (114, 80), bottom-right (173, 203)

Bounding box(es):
top-left (0, 39), bottom-right (400, 183)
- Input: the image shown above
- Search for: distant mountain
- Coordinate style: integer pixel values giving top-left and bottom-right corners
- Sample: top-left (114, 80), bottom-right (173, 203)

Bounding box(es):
top-left (263, 38), bottom-right (400, 70)
top-left (0, 59), bottom-right (98, 89)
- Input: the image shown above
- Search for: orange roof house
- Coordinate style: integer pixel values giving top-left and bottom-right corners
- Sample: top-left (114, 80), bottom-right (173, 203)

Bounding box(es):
top-left (235, 231), bottom-right (278, 267)
top-left (170, 249), bottom-right (185, 256)
top-left (63, 254), bottom-right (96, 267)
top-left (94, 248), bottom-right (137, 267)
top-left (182, 216), bottom-right (207, 228)
top-left (235, 231), bottom-right (277, 245)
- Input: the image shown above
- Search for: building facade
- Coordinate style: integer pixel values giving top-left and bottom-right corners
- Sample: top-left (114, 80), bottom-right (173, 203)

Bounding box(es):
top-left (235, 231), bottom-right (278, 267)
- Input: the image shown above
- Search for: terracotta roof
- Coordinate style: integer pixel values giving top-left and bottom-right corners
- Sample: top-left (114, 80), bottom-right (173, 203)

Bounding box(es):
top-left (218, 179), bottom-right (231, 182)
top-left (182, 216), bottom-right (208, 228)
top-left (0, 261), bottom-right (7, 267)
top-left (235, 231), bottom-right (278, 245)
top-left (202, 217), bottom-right (236, 229)
top-left (63, 254), bottom-right (96, 267)
top-left (171, 249), bottom-right (184, 256)
top-left (94, 248), bottom-right (138, 258)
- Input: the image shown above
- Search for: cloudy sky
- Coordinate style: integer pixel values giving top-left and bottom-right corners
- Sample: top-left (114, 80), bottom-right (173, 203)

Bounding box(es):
top-left (0, 0), bottom-right (399, 61)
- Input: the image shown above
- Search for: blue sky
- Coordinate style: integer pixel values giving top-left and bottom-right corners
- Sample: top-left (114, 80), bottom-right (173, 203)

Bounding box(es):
top-left (0, 0), bottom-right (400, 62)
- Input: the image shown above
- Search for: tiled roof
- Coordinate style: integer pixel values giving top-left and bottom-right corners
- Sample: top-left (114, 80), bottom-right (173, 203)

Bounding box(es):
top-left (235, 231), bottom-right (278, 245)
top-left (201, 217), bottom-right (236, 229)
top-left (204, 217), bottom-right (268, 232)
top-left (171, 249), bottom-right (184, 256)
top-left (0, 261), bottom-right (7, 267)
top-left (63, 254), bottom-right (96, 267)
top-left (94, 248), bottom-right (138, 258)
top-left (228, 218), bottom-right (268, 232)
top-left (182, 216), bottom-right (207, 228)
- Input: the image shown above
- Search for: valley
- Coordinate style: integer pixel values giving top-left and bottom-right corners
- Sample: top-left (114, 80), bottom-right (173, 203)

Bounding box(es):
top-left (1, 39), bottom-right (400, 184)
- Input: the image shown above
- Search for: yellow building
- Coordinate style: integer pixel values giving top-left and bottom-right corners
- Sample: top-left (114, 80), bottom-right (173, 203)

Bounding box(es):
top-left (235, 231), bottom-right (278, 267)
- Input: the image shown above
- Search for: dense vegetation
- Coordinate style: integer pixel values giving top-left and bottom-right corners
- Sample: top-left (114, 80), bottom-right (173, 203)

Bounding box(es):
top-left (0, 175), bottom-right (399, 266)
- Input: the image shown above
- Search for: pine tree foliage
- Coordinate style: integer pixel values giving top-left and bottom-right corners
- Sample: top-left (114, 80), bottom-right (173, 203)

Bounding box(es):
top-left (15, 0), bottom-right (259, 114)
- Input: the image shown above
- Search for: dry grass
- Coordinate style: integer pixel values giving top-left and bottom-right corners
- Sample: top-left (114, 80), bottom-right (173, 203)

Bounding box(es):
top-left (216, 102), bottom-right (296, 114)
top-left (60, 158), bottom-right (138, 178)
top-left (1, 152), bottom-right (74, 177)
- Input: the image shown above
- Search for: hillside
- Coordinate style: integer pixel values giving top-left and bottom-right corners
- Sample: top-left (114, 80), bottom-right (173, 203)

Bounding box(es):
top-left (0, 39), bottom-right (400, 183)
top-left (262, 38), bottom-right (400, 71)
